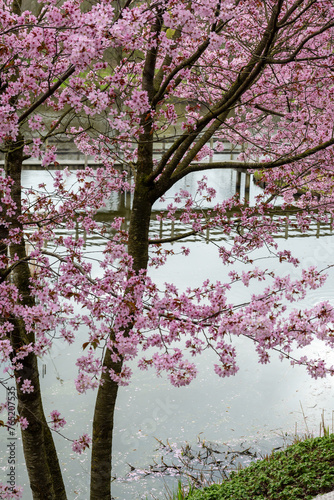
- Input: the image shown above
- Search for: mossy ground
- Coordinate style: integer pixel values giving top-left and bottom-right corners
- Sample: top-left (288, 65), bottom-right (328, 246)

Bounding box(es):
top-left (181, 435), bottom-right (334, 500)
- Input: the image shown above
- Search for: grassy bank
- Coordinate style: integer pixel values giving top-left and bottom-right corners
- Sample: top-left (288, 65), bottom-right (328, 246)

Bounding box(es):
top-left (169, 435), bottom-right (334, 500)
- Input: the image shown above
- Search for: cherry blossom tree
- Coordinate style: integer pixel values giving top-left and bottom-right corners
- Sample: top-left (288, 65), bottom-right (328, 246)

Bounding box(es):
top-left (1, 0), bottom-right (334, 498)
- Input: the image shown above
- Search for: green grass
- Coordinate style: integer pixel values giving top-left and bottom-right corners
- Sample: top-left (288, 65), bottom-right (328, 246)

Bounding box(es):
top-left (167, 481), bottom-right (197, 500)
top-left (180, 435), bottom-right (334, 500)
top-left (183, 434), bottom-right (334, 500)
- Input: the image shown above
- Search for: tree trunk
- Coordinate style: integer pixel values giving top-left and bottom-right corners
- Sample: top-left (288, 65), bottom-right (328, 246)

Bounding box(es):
top-left (90, 179), bottom-right (153, 499)
top-left (90, 30), bottom-right (157, 491)
top-left (4, 138), bottom-right (67, 500)
top-left (90, 343), bottom-right (122, 500)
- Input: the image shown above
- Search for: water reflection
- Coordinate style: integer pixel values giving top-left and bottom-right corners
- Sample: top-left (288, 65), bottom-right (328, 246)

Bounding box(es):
top-left (21, 167), bottom-right (333, 245)
top-left (2, 167), bottom-right (334, 500)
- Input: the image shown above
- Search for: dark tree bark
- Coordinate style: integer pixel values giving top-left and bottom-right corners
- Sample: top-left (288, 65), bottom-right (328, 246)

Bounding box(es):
top-left (4, 138), bottom-right (67, 500)
top-left (90, 178), bottom-right (154, 499)
top-left (89, 9), bottom-right (159, 491)
top-left (90, 342), bottom-right (122, 500)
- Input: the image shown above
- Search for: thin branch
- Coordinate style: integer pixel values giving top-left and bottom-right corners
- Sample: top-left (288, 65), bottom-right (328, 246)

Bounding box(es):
top-left (149, 230), bottom-right (198, 244)
top-left (277, 0), bottom-right (317, 28)
top-left (171, 136), bottom-right (334, 183)
top-left (149, 1), bottom-right (284, 191)
top-left (254, 103), bottom-right (287, 118)
top-left (267, 21), bottom-right (334, 64)
top-left (18, 65), bottom-right (76, 124)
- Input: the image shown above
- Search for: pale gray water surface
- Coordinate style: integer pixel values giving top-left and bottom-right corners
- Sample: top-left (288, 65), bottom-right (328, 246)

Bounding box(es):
top-left (1, 168), bottom-right (334, 499)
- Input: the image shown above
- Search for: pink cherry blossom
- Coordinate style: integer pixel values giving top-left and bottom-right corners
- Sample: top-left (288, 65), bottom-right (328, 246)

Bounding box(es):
top-left (49, 410), bottom-right (66, 430)
top-left (20, 380), bottom-right (34, 394)
top-left (0, 484), bottom-right (23, 499)
top-left (19, 417), bottom-right (29, 430)
top-left (72, 433), bottom-right (91, 454)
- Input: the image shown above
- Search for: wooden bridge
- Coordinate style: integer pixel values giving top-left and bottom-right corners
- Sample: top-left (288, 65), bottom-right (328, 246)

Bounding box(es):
top-left (0, 137), bottom-right (243, 169)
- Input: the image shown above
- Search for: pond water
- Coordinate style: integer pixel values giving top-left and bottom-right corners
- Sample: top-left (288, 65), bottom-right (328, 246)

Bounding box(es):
top-left (1, 167), bottom-right (334, 499)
